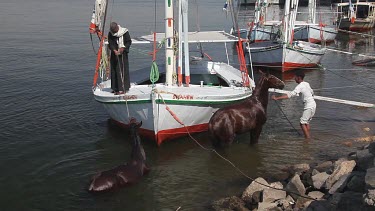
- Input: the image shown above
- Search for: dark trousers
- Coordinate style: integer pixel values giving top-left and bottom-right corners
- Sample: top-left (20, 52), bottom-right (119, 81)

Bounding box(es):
top-left (110, 53), bottom-right (130, 92)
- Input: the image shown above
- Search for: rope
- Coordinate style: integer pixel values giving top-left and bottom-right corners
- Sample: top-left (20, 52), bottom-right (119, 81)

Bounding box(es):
top-left (324, 68), bottom-right (375, 92)
top-left (90, 34), bottom-right (98, 55)
top-left (273, 99), bottom-right (302, 136)
top-left (150, 61), bottom-right (159, 84)
top-left (116, 55), bottom-right (130, 119)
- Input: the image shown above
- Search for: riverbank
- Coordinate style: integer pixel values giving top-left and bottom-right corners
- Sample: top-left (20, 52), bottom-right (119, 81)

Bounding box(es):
top-left (211, 138), bottom-right (375, 210)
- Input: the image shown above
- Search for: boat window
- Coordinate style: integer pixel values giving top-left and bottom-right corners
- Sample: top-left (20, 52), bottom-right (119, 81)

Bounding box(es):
top-left (357, 5), bottom-right (369, 18)
top-left (189, 74), bottom-right (222, 86)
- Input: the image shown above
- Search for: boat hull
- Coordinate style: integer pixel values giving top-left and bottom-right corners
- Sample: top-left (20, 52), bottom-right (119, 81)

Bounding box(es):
top-left (249, 41), bottom-right (326, 72)
top-left (96, 86), bottom-right (251, 145)
top-left (338, 18), bottom-right (375, 32)
top-left (293, 25), bottom-right (338, 43)
top-left (94, 62), bottom-right (253, 145)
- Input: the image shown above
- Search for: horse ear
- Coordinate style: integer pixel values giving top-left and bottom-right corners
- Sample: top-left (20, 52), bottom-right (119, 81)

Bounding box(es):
top-left (137, 121), bottom-right (142, 128)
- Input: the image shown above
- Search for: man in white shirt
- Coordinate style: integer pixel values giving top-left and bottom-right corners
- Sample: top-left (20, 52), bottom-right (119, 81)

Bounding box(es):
top-left (272, 71), bottom-right (316, 139)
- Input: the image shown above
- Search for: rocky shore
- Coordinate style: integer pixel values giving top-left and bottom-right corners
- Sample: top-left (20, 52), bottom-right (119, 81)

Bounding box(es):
top-left (211, 141), bottom-right (375, 211)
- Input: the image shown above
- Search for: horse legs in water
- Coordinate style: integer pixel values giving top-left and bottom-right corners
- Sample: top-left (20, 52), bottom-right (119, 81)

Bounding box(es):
top-left (250, 126), bottom-right (263, 144)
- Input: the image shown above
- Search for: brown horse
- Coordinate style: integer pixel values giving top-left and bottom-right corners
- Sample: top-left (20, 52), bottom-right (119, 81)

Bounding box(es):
top-left (208, 71), bottom-right (285, 147)
top-left (88, 119), bottom-right (150, 192)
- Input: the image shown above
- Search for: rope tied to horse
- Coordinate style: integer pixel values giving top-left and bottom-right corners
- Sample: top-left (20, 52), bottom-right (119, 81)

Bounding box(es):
top-left (116, 54), bottom-right (130, 120)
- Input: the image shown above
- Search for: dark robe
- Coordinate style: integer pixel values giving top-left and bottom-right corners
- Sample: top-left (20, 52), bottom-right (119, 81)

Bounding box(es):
top-left (108, 30), bottom-right (132, 92)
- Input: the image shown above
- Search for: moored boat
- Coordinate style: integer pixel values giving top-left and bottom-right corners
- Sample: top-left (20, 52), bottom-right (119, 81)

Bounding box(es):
top-left (89, 0), bottom-right (254, 145)
top-left (248, 0), bottom-right (326, 71)
top-left (334, 1), bottom-right (375, 31)
top-left (249, 40), bottom-right (326, 71)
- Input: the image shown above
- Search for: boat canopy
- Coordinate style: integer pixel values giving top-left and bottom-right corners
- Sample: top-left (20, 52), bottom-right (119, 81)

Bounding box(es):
top-left (132, 31), bottom-right (239, 44)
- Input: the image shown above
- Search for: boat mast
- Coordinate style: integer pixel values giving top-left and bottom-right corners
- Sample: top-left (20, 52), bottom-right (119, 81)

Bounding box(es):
top-left (178, 0), bottom-right (183, 86)
top-left (308, 0), bottom-right (316, 24)
top-left (182, 0), bottom-right (190, 86)
top-left (282, 0), bottom-right (291, 44)
top-left (283, 0), bottom-right (298, 44)
top-left (165, 0), bottom-right (175, 86)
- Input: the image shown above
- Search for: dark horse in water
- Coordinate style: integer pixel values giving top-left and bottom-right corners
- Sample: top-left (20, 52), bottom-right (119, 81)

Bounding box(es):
top-left (88, 119), bottom-right (150, 192)
top-left (208, 71), bottom-right (285, 147)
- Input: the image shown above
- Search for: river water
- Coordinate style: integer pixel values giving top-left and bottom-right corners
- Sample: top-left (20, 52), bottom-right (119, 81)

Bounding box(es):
top-left (0, 0), bottom-right (374, 210)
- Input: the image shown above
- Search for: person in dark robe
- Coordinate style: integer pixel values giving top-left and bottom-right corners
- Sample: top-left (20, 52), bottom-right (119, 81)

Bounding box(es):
top-left (108, 22), bottom-right (132, 95)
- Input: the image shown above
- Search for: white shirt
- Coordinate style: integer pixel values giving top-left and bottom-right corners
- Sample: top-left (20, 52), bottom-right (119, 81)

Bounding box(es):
top-left (287, 81), bottom-right (316, 109)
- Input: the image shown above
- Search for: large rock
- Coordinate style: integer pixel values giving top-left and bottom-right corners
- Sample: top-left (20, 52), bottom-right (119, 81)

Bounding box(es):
top-left (282, 163), bottom-right (310, 178)
top-left (262, 188), bottom-right (286, 203)
top-left (305, 200), bottom-right (331, 211)
top-left (346, 172), bottom-right (366, 192)
top-left (301, 169), bottom-right (314, 188)
top-left (315, 161), bottom-right (333, 173)
top-left (311, 172), bottom-right (330, 189)
top-left (211, 196), bottom-right (249, 211)
top-left (365, 167), bottom-right (375, 189)
top-left (295, 197), bottom-right (313, 210)
top-left (326, 160), bottom-right (356, 189)
top-left (328, 174), bottom-right (350, 194)
top-left (336, 191), bottom-right (365, 211)
top-left (308, 191), bottom-right (325, 200)
top-left (257, 202), bottom-right (281, 211)
top-left (356, 149), bottom-right (375, 170)
top-left (291, 163), bottom-right (310, 175)
top-left (241, 177), bottom-right (269, 203)
top-left (328, 191), bottom-right (366, 211)
top-left (285, 174), bottom-right (306, 200)
top-left (334, 158), bottom-right (348, 169)
top-left (367, 142), bottom-right (375, 155)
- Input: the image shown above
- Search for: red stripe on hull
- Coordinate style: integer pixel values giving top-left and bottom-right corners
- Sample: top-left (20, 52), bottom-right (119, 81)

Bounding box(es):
top-left (253, 62), bottom-right (319, 72)
top-left (308, 38), bottom-right (334, 44)
top-left (282, 62), bottom-right (318, 72)
top-left (156, 123), bottom-right (208, 146)
top-left (349, 27), bottom-right (372, 32)
top-left (110, 119), bottom-right (208, 146)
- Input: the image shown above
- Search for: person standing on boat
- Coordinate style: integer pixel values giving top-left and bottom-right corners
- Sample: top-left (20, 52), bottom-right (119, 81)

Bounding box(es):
top-left (108, 22), bottom-right (132, 95)
top-left (271, 71), bottom-right (316, 139)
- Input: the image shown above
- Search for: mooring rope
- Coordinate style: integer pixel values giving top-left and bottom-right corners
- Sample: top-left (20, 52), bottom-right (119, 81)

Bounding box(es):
top-left (116, 55), bottom-right (130, 120)
top-left (323, 67), bottom-right (375, 92)
top-left (273, 99), bottom-right (302, 136)
top-left (337, 28), bottom-right (375, 38)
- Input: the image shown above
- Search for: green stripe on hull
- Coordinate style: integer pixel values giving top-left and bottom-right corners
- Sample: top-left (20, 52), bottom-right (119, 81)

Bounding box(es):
top-left (97, 98), bottom-right (249, 105)
top-left (155, 98), bottom-right (248, 105)
top-left (97, 100), bottom-right (152, 104)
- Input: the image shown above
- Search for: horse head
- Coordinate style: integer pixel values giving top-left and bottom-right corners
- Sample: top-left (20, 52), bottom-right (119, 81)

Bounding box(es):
top-left (129, 118), bottom-right (146, 162)
top-left (259, 70), bottom-right (285, 90)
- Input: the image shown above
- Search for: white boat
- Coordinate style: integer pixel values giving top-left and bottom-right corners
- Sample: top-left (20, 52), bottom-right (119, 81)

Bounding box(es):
top-left (334, 1), bottom-right (375, 31)
top-left (247, 0), bottom-right (326, 72)
top-left (293, 0), bottom-right (338, 43)
top-left (249, 40), bottom-right (326, 71)
top-left (237, 0), bottom-right (337, 44)
top-left (89, 0), bottom-right (253, 145)
top-left (293, 24), bottom-right (338, 43)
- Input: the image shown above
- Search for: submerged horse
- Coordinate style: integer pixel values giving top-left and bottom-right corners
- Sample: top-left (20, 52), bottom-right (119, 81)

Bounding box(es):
top-left (208, 71), bottom-right (285, 147)
top-left (88, 119), bottom-right (150, 192)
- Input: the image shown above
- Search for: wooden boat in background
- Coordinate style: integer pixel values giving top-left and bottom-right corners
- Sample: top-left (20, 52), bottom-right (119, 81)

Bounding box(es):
top-left (334, 1), bottom-right (375, 31)
top-left (248, 0), bottom-right (326, 71)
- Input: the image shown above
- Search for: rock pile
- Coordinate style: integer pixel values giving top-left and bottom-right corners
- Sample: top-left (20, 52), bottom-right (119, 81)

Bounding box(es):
top-left (211, 142), bottom-right (375, 211)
